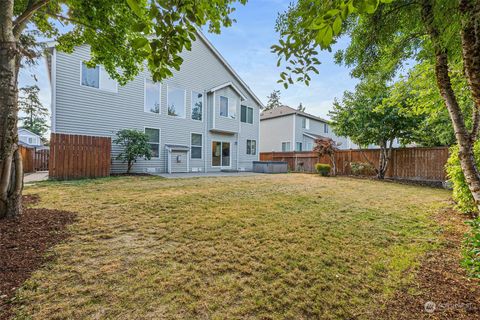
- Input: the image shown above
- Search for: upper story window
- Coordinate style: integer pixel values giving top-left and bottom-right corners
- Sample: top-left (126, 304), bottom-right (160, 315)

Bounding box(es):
top-left (219, 96), bottom-right (236, 119)
top-left (191, 92), bottom-right (203, 121)
top-left (282, 142), bottom-right (291, 152)
top-left (144, 79), bottom-right (160, 114)
top-left (167, 86), bottom-right (186, 118)
top-left (324, 123), bottom-right (329, 133)
top-left (145, 128), bottom-right (160, 158)
top-left (241, 105), bottom-right (254, 124)
top-left (302, 118), bottom-right (310, 130)
top-left (81, 62), bottom-right (117, 92)
top-left (220, 96), bottom-right (229, 117)
top-left (191, 133), bottom-right (203, 159)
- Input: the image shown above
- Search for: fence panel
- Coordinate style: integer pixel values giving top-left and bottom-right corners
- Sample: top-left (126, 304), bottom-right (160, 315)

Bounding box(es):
top-left (260, 147), bottom-right (450, 182)
top-left (34, 149), bottom-right (49, 171)
top-left (49, 133), bottom-right (111, 180)
top-left (19, 145), bottom-right (34, 173)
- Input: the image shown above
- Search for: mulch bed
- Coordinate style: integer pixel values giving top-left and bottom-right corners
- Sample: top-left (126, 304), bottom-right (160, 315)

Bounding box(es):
top-left (0, 195), bottom-right (76, 320)
top-left (372, 207), bottom-right (480, 319)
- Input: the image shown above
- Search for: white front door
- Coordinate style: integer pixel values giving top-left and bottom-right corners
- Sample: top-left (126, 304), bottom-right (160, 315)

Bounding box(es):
top-left (212, 141), bottom-right (231, 168)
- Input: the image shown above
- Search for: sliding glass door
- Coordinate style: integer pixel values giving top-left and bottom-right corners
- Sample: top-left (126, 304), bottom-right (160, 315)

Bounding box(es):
top-left (212, 141), bottom-right (230, 168)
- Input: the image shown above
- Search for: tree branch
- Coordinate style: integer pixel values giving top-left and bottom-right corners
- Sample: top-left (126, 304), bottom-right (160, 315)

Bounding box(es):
top-left (13, 0), bottom-right (50, 31)
top-left (471, 104), bottom-right (480, 141)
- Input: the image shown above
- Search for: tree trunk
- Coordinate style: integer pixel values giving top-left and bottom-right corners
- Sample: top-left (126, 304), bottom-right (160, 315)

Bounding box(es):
top-left (127, 161), bottom-right (132, 174)
top-left (0, 0), bottom-right (23, 219)
top-left (422, 0), bottom-right (480, 211)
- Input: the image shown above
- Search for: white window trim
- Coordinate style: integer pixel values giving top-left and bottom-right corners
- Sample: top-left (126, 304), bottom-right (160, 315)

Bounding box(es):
top-left (190, 132), bottom-right (203, 160)
top-left (166, 85), bottom-right (187, 119)
top-left (144, 127), bottom-right (161, 159)
top-left (191, 91), bottom-right (203, 122)
top-left (79, 61), bottom-right (118, 93)
top-left (241, 105), bottom-right (254, 125)
top-left (246, 139), bottom-right (257, 155)
top-left (211, 141), bottom-right (231, 168)
top-left (144, 79), bottom-right (161, 115)
top-left (219, 96), bottom-right (229, 118)
top-left (281, 141), bottom-right (291, 152)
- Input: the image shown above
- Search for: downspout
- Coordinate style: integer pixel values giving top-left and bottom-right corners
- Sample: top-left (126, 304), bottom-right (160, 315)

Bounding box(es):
top-left (204, 90), bottom-right (208, 173)
top-left (237, 100), bottom-right (240, 171)
top-left (51, 47), bottom-right (57, 133)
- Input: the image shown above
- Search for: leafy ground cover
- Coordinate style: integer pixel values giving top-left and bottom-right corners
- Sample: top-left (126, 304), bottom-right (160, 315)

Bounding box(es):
top-left (6, 174), bottom-right (479, 319)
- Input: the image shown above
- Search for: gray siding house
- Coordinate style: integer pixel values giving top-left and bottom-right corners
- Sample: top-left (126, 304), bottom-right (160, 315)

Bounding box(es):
top-left (48, 31), bottom-right (263, 173)
top-left (260, 106), bottom-right (349, 152)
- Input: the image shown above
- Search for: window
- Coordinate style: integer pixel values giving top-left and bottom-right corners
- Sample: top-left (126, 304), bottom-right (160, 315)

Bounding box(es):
top-left (246, 140), bottom-right (256, 155)
top-left (191, 92), bottom-right (203, 121)
top-left (81, 63), bottom-right (99, 88)
top-left (324, 123), bottom-right (329, 133)
top-left (145, 128), bottom-right (160, 158)
top-left (220, 96), bottom-right (229, 117)
top-left (302, 118), bottom-right (310, 129)
top-left (28, 137), bottom-right (34, 144)
top-left (167, 86), bottom-right (185, 117)
top-left (282, 142), bottom-right (291, 152)
top-left (305, 142), bottom-right (313, 151)
top-left (144, 79), bottom-right (160, 113)
top-left (81, 62), bottom-right (117, 92)
top-left (296, 142), bottom-right (303, 151)
top-left (191, 133), bottom-right (202, 159)
top-left (241, 105), bottom-right (254, 124)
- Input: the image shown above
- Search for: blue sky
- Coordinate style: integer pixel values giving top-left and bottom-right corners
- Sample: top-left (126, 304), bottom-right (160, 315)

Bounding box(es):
top-left (19, 0), bottom-right (358, 120)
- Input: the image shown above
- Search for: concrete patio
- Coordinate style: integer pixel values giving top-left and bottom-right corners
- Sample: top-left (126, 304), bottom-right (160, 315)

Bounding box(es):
top-left (154, 171), bottom-right (263, 179)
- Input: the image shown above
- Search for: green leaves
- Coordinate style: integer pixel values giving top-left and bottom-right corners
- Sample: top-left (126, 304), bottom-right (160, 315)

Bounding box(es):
top-left (274, 0), bottom-right (398, 88)
top-left (126, 0), bottom-right (144, 18)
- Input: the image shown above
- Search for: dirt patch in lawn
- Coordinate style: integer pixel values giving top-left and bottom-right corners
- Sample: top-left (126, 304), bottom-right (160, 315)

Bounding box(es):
top-left (0, 195), bottom-right (76, 320)
top-left (374, 207), bottom-right (480, 319)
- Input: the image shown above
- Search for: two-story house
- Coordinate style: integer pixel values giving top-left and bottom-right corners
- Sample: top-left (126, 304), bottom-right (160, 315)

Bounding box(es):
top-left (47, 31), bottom-right (263, 174)
top-left (260, 106), bottom-right (349, 152)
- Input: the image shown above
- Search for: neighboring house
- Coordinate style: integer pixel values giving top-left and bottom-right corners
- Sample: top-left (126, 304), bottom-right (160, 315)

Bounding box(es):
top-left (260, 106), bottom-right (349, 152)
top-left (46, 31), bottom-right (263, 173)
top-left (18, 128), bottom-right (43, 147)
top-left (260, 106), bottom-right (404, 152)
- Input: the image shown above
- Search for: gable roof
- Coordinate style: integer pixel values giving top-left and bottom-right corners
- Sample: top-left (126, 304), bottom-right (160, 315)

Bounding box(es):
top-left (260, 105), bottom-right (330, 123)
top-left (195, 30), bottom-right (264, 108)
top-left (18, 128), bottom-right (41, 138)
top-left (44, 30), bottom-right (265, 109)
top-left (208, 82), bottom-right (247, 101)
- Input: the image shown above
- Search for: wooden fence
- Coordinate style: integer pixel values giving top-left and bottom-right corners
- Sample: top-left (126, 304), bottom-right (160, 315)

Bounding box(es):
top-left (19, 145), bottom-right (34, 173)
top-left (260, 147), bottom-right (450, 181)
top-left (49, 133), bottom-right (111, 180)
top-left (34, 149), bottom-right (49, 171)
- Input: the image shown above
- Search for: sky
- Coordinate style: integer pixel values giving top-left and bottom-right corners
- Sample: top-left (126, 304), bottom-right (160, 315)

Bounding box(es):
top-left (19, 0), bottom-right (358, 121)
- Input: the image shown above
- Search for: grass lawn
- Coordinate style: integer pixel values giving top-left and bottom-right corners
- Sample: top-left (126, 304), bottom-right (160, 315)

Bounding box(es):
top-left (14, 174), bottom-right (451, 319)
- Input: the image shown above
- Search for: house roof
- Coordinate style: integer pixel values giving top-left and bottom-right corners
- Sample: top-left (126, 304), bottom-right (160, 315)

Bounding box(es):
top-left (195, 30), bottom-right (264, 108)
top-left (260, 105), bottom-right (330, 123)
top-left (208, 82), bottom-right (247, 101)
top-left (303, 132), bottom-right (329, 140)
top-left (44, 30), bottom-right (265, 109)
top-left (18, 128), bottom-right (41, 138)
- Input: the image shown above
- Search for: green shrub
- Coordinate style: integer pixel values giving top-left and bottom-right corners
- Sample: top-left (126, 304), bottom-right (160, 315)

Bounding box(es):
top-left (462, 218), bottom-right (480, 278)
top-left (446, 142), bottom-right (480, 278)
top-left (315, 163), bottom-right (331, 176)
top-left (350, 161), bottom-right (376, 176)
top-left (445, 143), bottom-right (480, 214)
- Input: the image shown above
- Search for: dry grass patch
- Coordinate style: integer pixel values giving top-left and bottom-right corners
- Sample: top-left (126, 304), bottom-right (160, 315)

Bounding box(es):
top-left (12, 174), bottom-right (452, 319)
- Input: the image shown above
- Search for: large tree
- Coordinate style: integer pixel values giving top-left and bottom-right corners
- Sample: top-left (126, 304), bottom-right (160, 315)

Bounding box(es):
top-left (19, 85), bottom-right (49, 138)
top-left (330, 79), bottom-right (420, 179)
top-left (0, 0), bottom-right (245, 218)
top-left (273, 0), bottom-right (480, 210)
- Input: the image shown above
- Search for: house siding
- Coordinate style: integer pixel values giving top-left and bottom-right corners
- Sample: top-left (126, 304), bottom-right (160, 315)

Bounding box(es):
top-left (53, 35), bottom-right (261, 173)
top-left (259, 115), bottom-right (294, 152)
